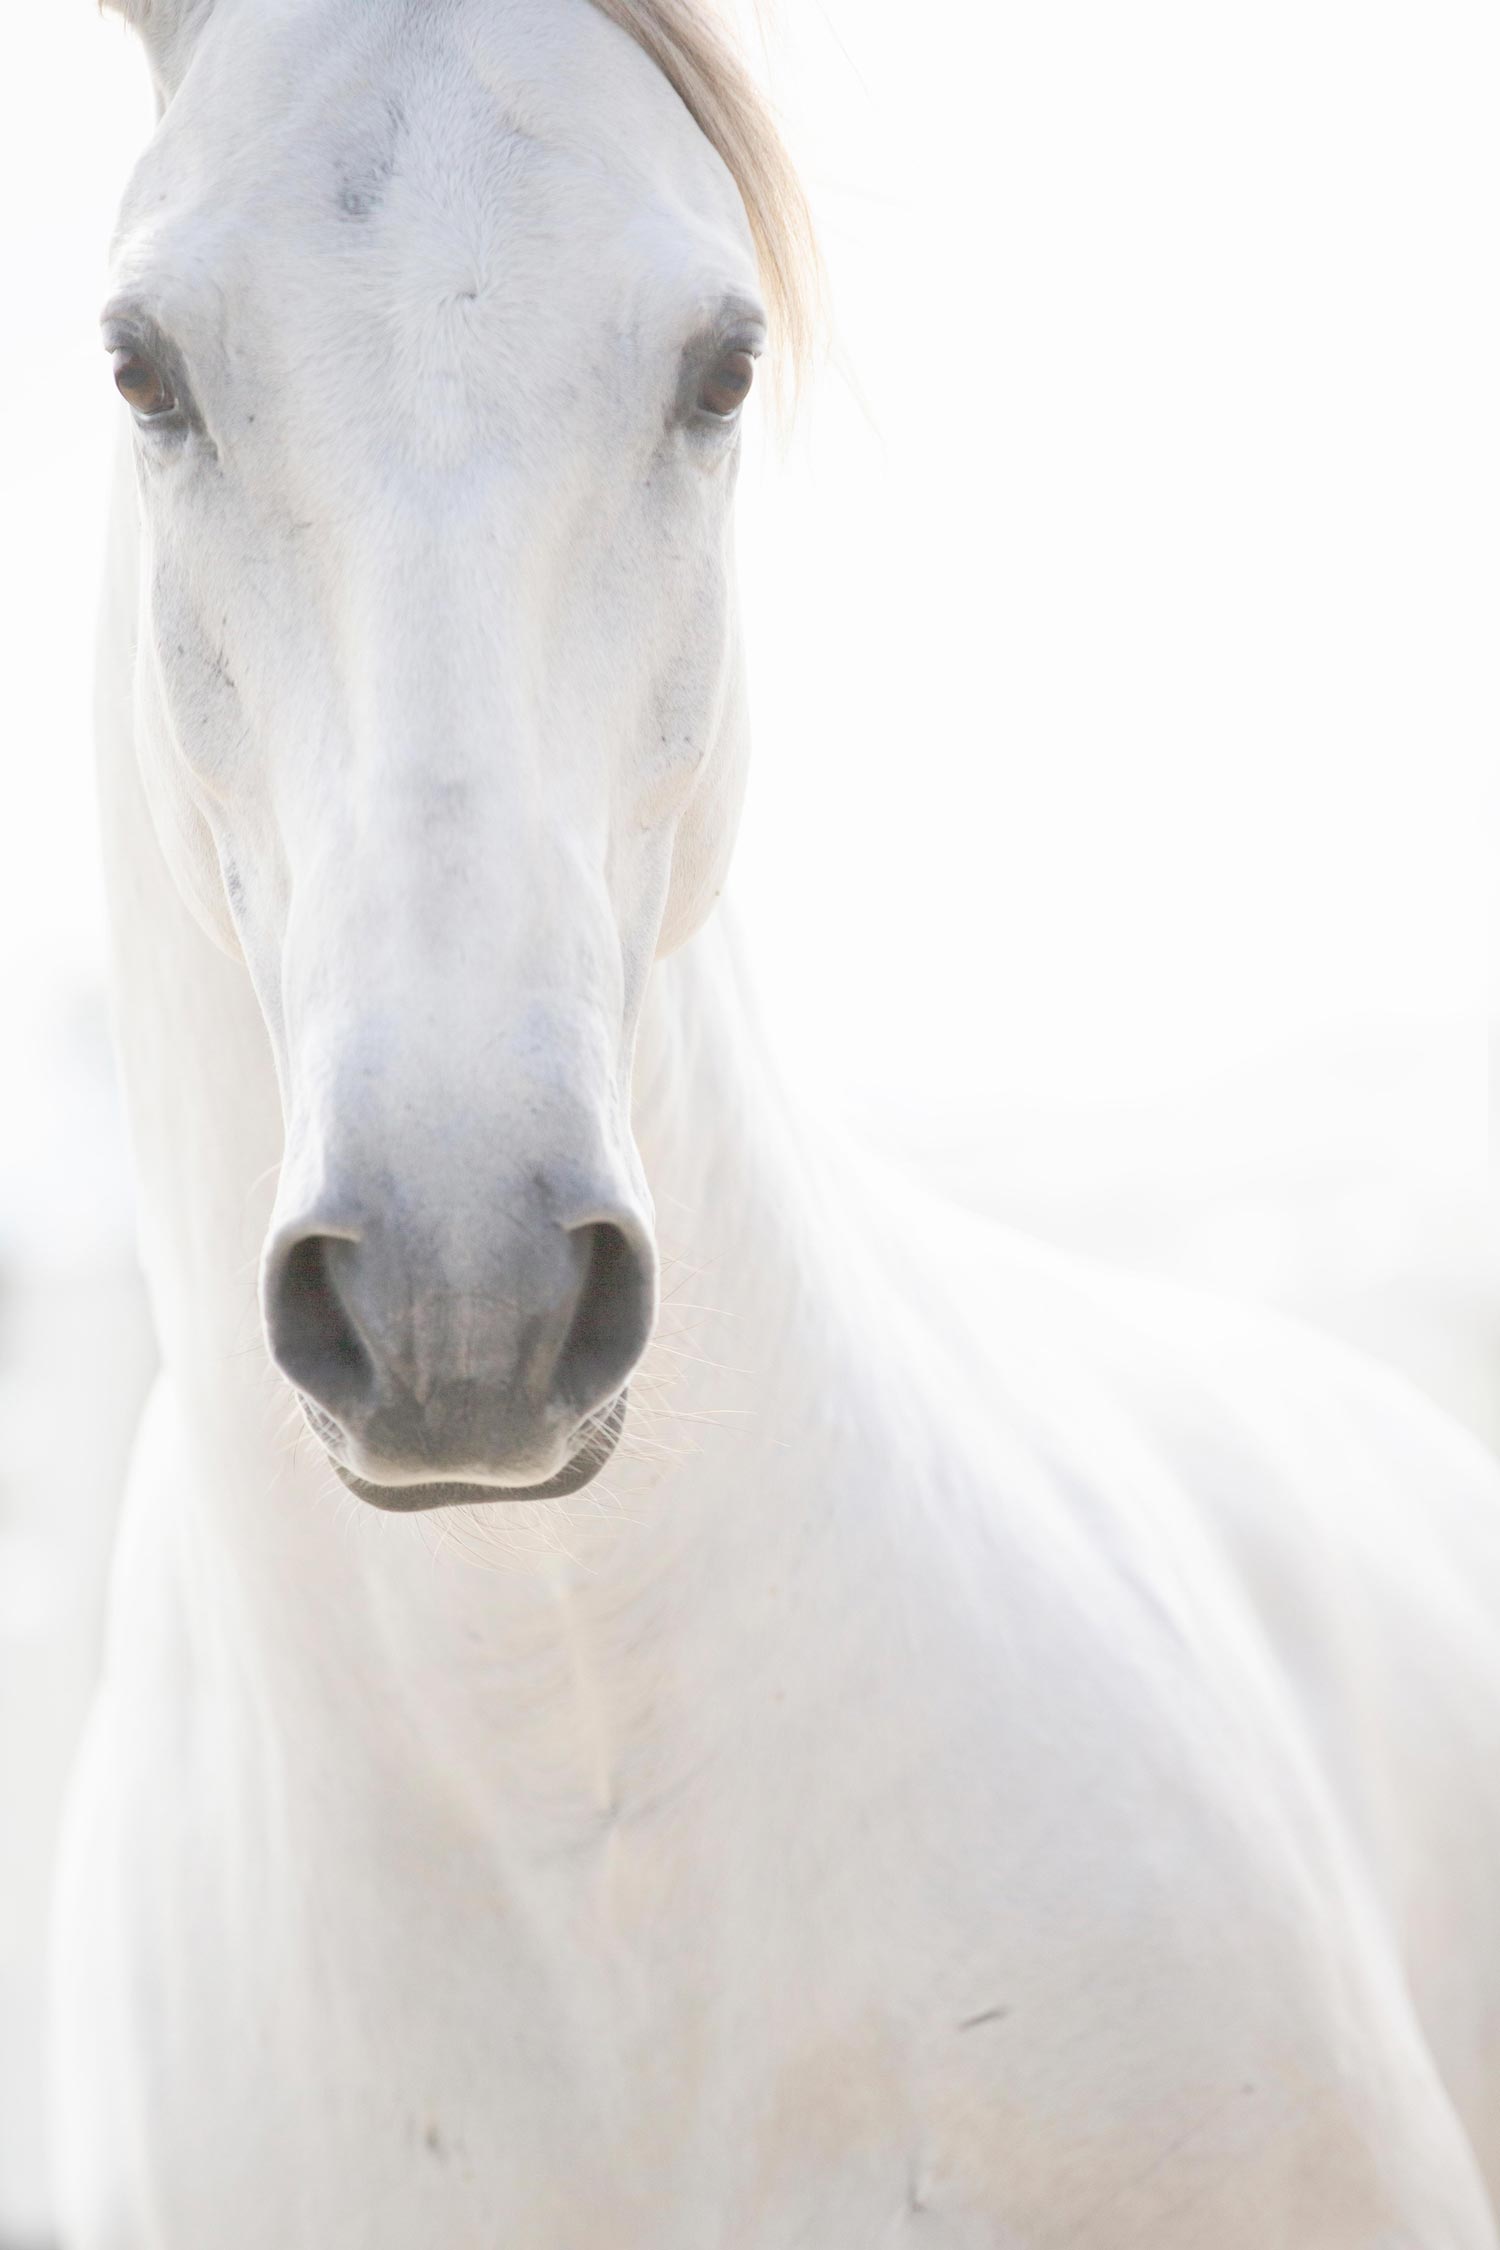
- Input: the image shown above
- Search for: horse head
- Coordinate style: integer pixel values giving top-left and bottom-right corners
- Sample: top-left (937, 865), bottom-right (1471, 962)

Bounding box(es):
top-left (102, 0), bottom-right (810, 1504)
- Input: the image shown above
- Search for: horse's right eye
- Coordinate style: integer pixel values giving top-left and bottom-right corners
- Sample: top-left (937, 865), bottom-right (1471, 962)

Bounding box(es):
top-left (111, 347), bottom-right (177, 421)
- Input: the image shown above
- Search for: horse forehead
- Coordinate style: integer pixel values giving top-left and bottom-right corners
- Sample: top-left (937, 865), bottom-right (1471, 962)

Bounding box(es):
top-left (129, 0), bottom-right (739, 240)
top-left (117, 3), bottom-right (750, 375)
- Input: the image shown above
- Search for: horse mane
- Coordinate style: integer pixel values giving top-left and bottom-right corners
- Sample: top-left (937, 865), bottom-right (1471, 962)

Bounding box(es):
top-left (587, 0), bottom-right (819, 377)
top-left (101, 0), bottom-right (819, 378)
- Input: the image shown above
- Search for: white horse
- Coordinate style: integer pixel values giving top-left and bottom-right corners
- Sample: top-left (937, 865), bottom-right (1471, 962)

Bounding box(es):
top-left (51, 0), bottom-right (1500, 2242)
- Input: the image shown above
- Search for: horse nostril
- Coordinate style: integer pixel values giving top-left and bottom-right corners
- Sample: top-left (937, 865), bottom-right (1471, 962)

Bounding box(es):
top-left (266, 1234), bottom-right (374, 1415)
top-left (554, 1220), bottom-right (654, 1418)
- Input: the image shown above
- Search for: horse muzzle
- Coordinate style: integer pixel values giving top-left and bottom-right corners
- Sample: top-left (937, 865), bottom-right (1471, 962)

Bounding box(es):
top-left (261, 1196), bottom-right (655, 1508)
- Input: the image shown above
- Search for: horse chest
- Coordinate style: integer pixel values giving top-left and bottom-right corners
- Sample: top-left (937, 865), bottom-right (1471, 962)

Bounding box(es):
top-left (56, 1395), bottom-right (1495, 2248)
top-left (58, 1622), bottom-right (1411, 2250)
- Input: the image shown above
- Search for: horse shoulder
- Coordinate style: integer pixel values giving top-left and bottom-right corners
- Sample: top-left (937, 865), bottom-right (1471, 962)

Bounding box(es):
top-left (862, 1203), bottom-right (1500, 2239)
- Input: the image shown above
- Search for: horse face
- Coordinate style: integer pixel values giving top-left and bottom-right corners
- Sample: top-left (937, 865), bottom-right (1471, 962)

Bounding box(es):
top-left (103, 0), bottom-right (763, 1504)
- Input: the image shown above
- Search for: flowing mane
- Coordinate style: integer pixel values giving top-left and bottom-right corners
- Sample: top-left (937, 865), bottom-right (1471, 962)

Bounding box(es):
top-left (103, 0), bottom-right (819, 373)
top-left (588, 0), bottom-right (818, 372)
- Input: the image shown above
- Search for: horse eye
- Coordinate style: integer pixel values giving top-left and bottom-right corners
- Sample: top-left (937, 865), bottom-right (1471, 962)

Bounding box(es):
top-left (696, 348), bottom-right (756, 420)
top-left (111, 346), bottom-right (177, 420)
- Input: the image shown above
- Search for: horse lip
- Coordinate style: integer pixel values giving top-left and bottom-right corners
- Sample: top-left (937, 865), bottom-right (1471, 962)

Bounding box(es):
top-left (321, 1392), bottom-right (629, 1512)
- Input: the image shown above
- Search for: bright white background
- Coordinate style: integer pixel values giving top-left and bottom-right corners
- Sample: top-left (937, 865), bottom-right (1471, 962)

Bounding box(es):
top-left (0, 1), bottom-right (1495, 2230)
top-left (728, 0), bottom-right (1499, 1435)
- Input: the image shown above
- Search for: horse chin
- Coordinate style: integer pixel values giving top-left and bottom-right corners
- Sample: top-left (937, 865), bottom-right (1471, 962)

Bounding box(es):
top-left (322, 1393), bottom-right (628, 1512)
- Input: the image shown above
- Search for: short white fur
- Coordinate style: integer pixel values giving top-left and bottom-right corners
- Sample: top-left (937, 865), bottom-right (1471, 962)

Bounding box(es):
top-left (52, 0), bottom-right (1500, 2242)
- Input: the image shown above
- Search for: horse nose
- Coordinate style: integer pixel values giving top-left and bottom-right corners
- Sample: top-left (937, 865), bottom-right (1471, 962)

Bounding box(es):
top-left (262, 1207), bottom-right (655, 1484)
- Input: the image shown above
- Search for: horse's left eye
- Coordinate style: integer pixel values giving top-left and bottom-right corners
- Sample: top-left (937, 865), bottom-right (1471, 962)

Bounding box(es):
top-left (112, 347), bottom-right (177, 420)
top-left (697, 348), bottom-right (756, 420)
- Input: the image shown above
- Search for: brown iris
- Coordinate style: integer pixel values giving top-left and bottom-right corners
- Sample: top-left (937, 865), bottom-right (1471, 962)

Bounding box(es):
top-left (111, 346), bottom-right (177, 420)
top-left (697, 347), bottom-right (755, 419)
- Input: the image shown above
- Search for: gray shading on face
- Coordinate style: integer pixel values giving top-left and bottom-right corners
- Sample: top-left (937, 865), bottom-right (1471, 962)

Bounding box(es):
top-left (105, 0), bottom-right (769, 1505)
